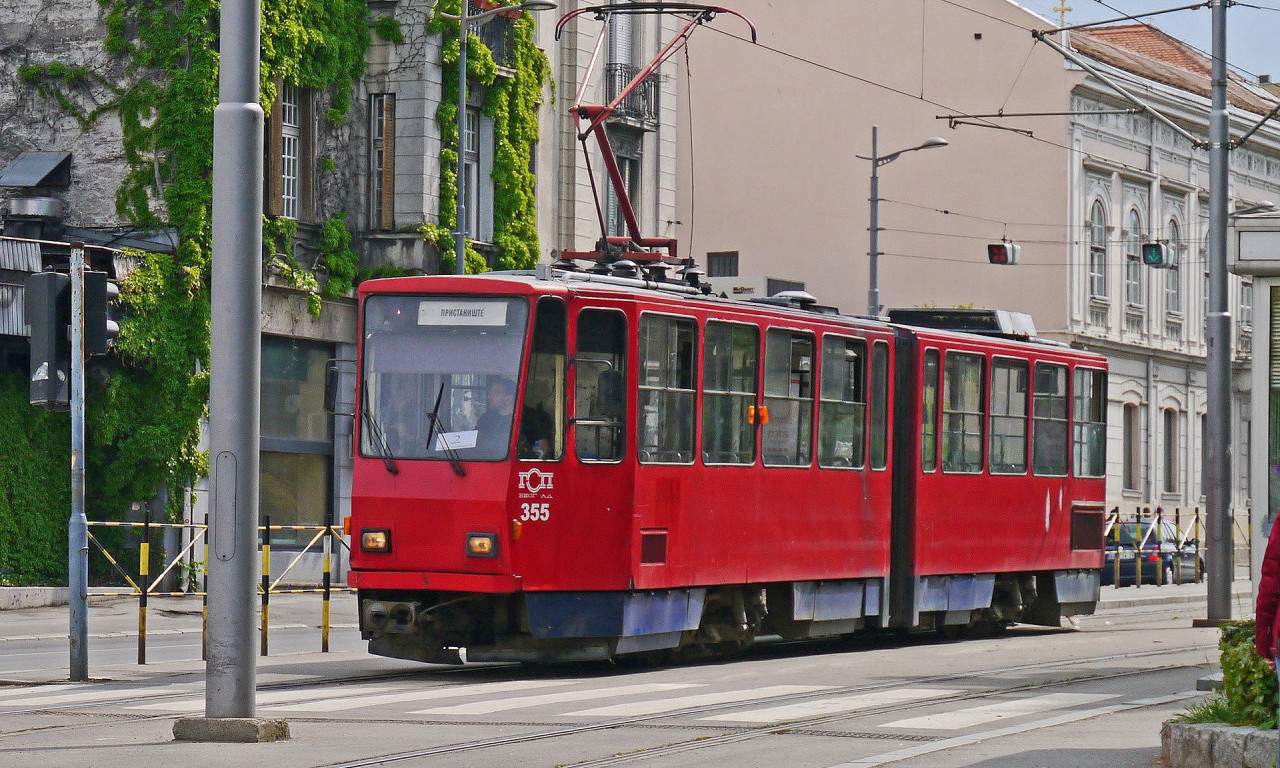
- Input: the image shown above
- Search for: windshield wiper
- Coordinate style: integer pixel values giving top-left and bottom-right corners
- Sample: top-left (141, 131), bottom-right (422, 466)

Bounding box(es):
top-left (361, 389), bottom-right (399, 475)
top-left (425, 381), bottom-right (466, 477)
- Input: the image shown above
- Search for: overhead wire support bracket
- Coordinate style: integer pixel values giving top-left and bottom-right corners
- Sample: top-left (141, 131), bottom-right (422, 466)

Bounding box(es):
top-left (1032, 31), bottom-right (1206, 149)
top-left (1231, 100), bottom-right (1280, 150)
top-left (943, 118), bottom-right (1035, 137)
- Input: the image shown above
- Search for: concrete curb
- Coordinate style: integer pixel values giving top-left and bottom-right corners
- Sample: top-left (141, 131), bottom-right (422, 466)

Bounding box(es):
top-left (1163, 722), bottom-right (1279, 768)
top-left (0, 586), bottom-right (67, 610)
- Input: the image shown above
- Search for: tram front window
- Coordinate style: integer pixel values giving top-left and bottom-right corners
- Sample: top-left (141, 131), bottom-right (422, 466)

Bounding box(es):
top-left (360, 295), bottom-right (529, 461)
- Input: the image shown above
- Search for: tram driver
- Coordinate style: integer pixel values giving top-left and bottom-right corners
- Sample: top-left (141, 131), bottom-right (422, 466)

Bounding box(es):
top-left (474, 377), bottom-right (516, 458)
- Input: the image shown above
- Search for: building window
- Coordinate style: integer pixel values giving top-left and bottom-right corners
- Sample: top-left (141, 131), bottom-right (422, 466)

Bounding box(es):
top-left (1124, 208), bottom-right (1144, 308)
top-left (1089, 200), bottom-right (1108, 298)
top-left (370, 94), bottom-right (396, 230)
top-left (260, 336), bottom-right (335, 546)
top-left (463, 107), bottom-right (481, 241)
top-left (1123, 403), bottom-right (1140, 491)
top-left (1165, 218), bottom-right (1181, 315)
top-left (269, 82), bottom-right (313, 222)
top-left (280, 85), bottom-right (300, 220)
top-left (708, 251), bottom-right (739, 277)
top-left (1241, 278), bottom-right (1254, 330)
top-left (1163, 407), bottom-right (1179, 494)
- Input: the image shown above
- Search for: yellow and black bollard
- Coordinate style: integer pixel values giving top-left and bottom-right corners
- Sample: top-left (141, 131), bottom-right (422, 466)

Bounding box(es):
top-left (322, 526), bottom-right (332, 653)
top-left (139, 514), bottom-right (150, 664)
top-left (260, 516), bottom-right (270, 657)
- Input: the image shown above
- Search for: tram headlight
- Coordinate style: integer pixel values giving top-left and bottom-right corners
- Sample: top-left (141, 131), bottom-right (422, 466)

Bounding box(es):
top-left (467, 533), bottom-right (497, 558)
top-left (361, 528), bottom-right (391, 553)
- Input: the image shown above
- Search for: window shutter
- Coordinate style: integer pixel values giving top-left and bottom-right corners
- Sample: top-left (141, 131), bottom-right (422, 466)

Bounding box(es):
top-left (268, 79), bottom-right (284, 217)
top-left (299, 89), bottom-right (315, 223)
top-left (381, 95), bottom-right (395, 230)
top-left (1270, 287), bottom-right (1280, 388)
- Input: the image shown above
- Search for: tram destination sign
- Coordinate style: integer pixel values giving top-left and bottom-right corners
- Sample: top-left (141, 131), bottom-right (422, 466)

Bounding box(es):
top-left (417, 299), bottom-right (508, 326)
top-left (1229, 213), bottom-right (1280, 276)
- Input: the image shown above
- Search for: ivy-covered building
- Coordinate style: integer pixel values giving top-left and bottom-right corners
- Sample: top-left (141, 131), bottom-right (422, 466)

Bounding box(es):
top-left (0, 0), bottom-right (682, 584)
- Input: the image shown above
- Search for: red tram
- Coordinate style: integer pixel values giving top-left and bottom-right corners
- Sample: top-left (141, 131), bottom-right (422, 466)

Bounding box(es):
top-left (346, 271), bottom-right (1108, 664)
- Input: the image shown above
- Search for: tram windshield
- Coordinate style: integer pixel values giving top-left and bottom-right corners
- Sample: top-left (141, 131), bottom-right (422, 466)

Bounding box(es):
top-left (360, 295), bottom-right (529, 461)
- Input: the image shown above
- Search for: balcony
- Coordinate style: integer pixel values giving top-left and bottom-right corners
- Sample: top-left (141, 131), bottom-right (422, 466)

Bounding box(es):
top-left (604, 63), bottom-right (660, 127)
top-left (474, 14), bottom-right (514, 71)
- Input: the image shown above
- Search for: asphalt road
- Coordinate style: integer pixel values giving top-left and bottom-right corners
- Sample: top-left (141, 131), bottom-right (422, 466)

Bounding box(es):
top-left (0, 585), bottom-right (1248, 768)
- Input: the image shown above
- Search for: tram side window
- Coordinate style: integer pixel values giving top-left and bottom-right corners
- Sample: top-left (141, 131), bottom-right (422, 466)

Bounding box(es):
top-left (869, 341), bottom-right (889, 470)
top-left (762, 329), bottom-right (814, 467)
top-left (1032, 363), bottom-right (1068, 476)
top-left (921, 350), bottom-right (940, 472)
top-left (637, 315), bottom-right (697, 464)
top-left (574, 309), bottom-right (627, 461)
top-left (703, 321), bottom-right (759, 465)
top-left (1073, 367), bottom-right (1108, 478)
top-left (942, 352), bottom-right (985, 473)
top-left (519, 297), bottom-right (566, 460)
top-left (818, 336), bottom-right (866, 468)
top-left (989, 359), bottom-right (1029, 474)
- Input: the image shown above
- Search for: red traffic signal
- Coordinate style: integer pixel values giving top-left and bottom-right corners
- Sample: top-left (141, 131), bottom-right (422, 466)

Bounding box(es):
top-left (987, 242), bottom-right (1021, 265)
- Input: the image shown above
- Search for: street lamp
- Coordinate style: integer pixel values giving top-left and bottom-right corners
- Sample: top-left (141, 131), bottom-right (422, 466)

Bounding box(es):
top-left (436, 0), bottom-right (556, 275)
top-left (856, 126), bottom-right (949, 316)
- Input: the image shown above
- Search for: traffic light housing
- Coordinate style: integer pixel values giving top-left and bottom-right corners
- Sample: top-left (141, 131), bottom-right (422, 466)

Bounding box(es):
top-left (1141, 242), bottom-right (1170, 268)
top-left (26, 271), bottom-right (70, 409)
top-left (987, 242), bottom-right (1021, 265)
top-left (84, 270), bottom-right (120, 356)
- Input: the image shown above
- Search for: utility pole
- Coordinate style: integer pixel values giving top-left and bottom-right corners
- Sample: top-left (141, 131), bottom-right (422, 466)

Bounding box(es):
top-left (206, 0), bottom-right (266, 724)
top-left (68, 243), bottom-right (88, 682)
top-left (455, 8), bottom-right (469, 276)
top-left (1204, 0), bottom-right (1232, 623)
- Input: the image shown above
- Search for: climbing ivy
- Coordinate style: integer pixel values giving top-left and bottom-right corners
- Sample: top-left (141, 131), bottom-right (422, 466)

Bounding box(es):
top-left (4, 0), bottom-right (371, 582)
top-left (421, 0), bottom-right (550, 274)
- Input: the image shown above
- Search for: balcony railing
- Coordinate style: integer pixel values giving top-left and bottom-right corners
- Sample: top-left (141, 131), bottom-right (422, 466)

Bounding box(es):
top-left (475, 14), bottom-right (514, 69)
top-left (605, 62), bottom-right (659, 125)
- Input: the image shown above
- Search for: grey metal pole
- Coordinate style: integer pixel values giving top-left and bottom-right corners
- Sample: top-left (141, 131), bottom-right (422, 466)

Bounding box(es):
top-left (455, 11), bottom-right (469, 276)
top-left (1205, 0), bottom-right (1232, 622)
top-left (68, 243), bottom-right (88, 682)
top-left (868, 126), bottom-right (880, 317)
top-left (207, 0), bottom-right (264, 717)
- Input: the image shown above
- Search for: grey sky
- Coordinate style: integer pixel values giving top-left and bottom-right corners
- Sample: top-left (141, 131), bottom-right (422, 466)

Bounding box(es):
top-left (1016, 0), bottom-right (1280, 82)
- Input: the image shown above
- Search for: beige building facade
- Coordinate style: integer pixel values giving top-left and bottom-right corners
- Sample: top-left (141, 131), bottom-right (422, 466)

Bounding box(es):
top-left (676, 0), bottom-right (1280, 521)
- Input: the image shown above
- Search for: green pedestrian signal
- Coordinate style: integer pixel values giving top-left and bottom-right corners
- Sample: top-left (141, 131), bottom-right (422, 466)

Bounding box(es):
top-left (1141, 242), bottom-right (1170, 268)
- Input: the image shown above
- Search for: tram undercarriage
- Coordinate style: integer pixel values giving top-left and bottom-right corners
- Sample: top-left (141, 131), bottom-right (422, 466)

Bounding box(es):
top-left (358, 569), bottom-right (1099, 664)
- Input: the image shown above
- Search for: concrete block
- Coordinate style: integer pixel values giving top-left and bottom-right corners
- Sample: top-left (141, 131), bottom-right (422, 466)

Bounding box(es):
top-left (172, 717), bottom-right (291, 743)
top-left (1244, 729), bottom-right (1279, 768)
top-left (1212, 725), bottom-right (1253, 767)
top-left (1164, 722), bottom-right (1215, 768)
top-left (0, 587), bottom-right (68, 610)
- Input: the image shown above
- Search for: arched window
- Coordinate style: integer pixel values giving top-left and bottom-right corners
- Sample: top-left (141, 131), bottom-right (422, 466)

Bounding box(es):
top-left (1165, 218), bottom-right (1181, 315)
top-left (1089, 200), bottom-right (1107, 298)
top-left (1124, 208), bottom-right (1144, 307)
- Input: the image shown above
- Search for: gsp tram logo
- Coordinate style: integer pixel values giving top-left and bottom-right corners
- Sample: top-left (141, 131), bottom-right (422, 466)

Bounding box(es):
top-left (518, 468), bottom-right (554, 495)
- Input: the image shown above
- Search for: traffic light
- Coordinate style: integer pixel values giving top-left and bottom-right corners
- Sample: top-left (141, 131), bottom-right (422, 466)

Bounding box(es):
top-left (26, 271), bottom-right (70, 409)
top-left (987, 242), bottom-right (1021, 265)
top-left (84, 270), bottom-right (120, 356)
top-left (1141, 242), bottom-right (1170, 268)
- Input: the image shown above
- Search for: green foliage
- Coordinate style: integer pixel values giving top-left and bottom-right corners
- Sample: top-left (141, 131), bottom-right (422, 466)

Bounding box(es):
top-left (427, 0), bottom-right (549, 272)
top-left (7, 0), bottom-right (370, 578)
top-left (319, 214), bottom-right (359, 299)
top-left (373, 16), bottom-right (404, 44)
top-left (0, 375), bottom-right (71, 585)
top-left (1216, 620), bottom-right (1279, 727)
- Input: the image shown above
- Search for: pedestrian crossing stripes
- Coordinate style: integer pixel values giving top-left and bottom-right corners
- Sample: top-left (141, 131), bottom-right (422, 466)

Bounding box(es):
top-left (563, 685), bottom-right (829, 717)
top-left (882, 692), bottom-right (1113, 730)
top-left (408, 682), bottom-right (701, 716)
top-left (268, 679), bottom-right (575, 713)
top-left (702, 687), bottom-right (962, 723)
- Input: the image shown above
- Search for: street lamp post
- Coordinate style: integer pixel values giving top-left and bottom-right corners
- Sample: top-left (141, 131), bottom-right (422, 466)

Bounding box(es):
top-left (857, 126), bottom-right (948, 316)
top-left (439, 0), bottom-right (555, 276)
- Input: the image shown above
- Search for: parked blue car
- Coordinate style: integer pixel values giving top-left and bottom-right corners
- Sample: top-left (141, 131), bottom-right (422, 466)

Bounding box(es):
top-left (1101, 521), bottom-right (1202, 586)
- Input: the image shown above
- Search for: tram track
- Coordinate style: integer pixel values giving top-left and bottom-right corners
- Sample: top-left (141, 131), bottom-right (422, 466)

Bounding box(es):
top-left (295, 642), bottom-right (1215, 768)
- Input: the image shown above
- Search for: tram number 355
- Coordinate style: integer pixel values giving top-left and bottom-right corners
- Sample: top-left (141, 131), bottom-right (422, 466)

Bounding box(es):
top-left (519, 503), bottom-right (551, 521)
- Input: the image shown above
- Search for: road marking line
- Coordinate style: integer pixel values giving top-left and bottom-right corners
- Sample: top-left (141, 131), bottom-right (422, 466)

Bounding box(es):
top-left (564, 685), bottom-right (831, 717)
top-left (409, 683), bottom-right (701, 716)
top-left (269, 679), bottom-right (576, 713)
top-left (882, 692), bottom-right (1113, 730)
top-left (702, 688), bottom-right (962, 723)
top-left (825, 690), bottom-right (1205, 767)
top-left (1, 684), bottom-right (194, 708)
